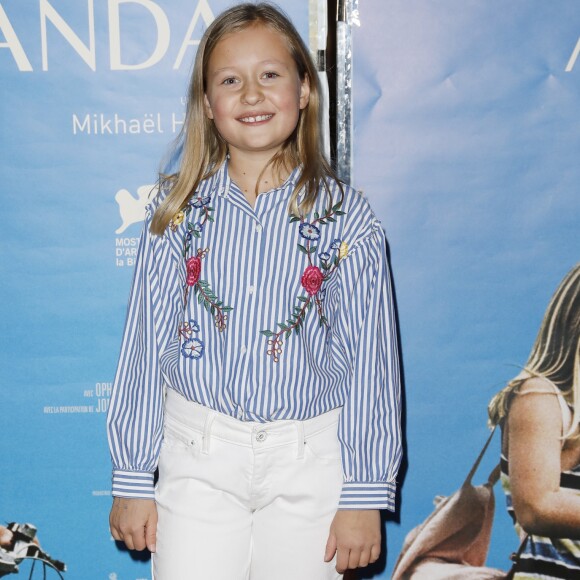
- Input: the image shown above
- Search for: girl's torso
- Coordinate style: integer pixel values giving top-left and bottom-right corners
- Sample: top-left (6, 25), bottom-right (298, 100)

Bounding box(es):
top-left (149, 161), bottom-right (390, 422)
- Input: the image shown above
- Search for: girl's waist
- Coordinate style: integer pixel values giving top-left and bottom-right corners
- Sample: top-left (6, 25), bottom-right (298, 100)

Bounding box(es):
top-left (164, 386), bottom-right (342, 448)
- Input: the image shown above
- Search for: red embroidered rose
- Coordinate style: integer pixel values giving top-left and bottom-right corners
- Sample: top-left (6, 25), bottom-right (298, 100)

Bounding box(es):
top-left (186, 256), bottom-right (202, 286)
top-left (301, 265), bottom-right (324, 296)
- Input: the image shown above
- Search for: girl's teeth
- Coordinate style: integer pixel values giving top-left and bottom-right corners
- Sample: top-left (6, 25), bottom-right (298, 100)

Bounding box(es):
top-left (241, 114), bottom-right (272, 123)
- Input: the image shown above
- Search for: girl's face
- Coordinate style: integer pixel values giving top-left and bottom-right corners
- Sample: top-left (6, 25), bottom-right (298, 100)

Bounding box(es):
top-left (203, 23), bottom-right (310, 160)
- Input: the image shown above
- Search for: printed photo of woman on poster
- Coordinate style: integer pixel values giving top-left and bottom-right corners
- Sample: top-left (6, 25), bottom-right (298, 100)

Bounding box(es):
top-left (488, 263), bottom-right (580, 579)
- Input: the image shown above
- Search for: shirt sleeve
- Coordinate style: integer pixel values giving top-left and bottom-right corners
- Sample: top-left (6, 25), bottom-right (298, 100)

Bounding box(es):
top-left (334, 220), bottom-right (403, 511)
top-left (107, 202), bottom-right (182, 499)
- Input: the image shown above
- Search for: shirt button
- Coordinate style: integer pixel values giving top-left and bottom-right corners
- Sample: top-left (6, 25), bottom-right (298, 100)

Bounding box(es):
top-left (240, 345), bottom-right (247, 354)
top-left (255, 224), bottom-right (263, 233)
top-left (248, 285), bottom-right (255, 295)
top-left (255, 430), bottom-right (267, 442)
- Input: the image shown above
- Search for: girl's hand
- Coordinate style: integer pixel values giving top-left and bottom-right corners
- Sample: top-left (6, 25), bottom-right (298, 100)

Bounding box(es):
top-left (324, 509), bottom-right (381, 572)
top-left (109, 497), bottom-right (158, 552)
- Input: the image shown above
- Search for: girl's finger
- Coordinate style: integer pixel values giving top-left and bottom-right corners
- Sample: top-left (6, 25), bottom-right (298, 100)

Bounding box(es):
top-left (336, 547), bottom-right (350, 574)
top-left (348, 548), bottom-right (362, 570)
top-left (358, 548), bottom-right (371, 568)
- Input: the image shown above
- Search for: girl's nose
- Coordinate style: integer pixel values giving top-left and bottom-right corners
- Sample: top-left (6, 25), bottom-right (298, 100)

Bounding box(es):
top-left (241, 81), bottom-right (264, 105)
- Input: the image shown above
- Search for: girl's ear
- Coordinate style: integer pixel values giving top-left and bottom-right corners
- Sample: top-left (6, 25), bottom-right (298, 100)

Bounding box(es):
top-left (204, 94), bottom-right (214, 119)
top-left (299, 74), bottom-right (310, 110)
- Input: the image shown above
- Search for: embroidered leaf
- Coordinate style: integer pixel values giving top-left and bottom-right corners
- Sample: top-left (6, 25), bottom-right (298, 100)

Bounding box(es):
top-left (318, 219), bottom-right (326, 225)
top-left (261, 330), bottom-right (274, 337)
top-left (314, 211), bottom-right (320, 219)
top-left (326, 217), bottom-right (336, 223)
top-left (297, 296), bottom-right (307, 303)
top-left (332, 202), bottom-right (343, 212)
top-left (193, 231), bottom-right (200, 238)
top-left (289, 216), bottom-right (301, 223)
top-left (297, 244), bottom-right (309, 254)
top-left (223, 306), bottom-right (233, 312)
top-left (285, 330), bottom-right (292, 339)
top-left (335, 210), bottom-right (346, 216)
top-left (207, 216), bottom-right (215, 223)
top-left (197, 292), bottom-right (204, 304)
top-left (334, 256), bottom-right (339, 266)
top-left (309, 246), bottom-right (317, 254)
top-left (278, 323), bottom-right (288, 330)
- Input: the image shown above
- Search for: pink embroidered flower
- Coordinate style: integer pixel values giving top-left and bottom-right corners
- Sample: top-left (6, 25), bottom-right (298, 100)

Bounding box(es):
top-left (301, 265), bottom-right (324, 296)
top-left (186, 256), bottom-right (202, 286)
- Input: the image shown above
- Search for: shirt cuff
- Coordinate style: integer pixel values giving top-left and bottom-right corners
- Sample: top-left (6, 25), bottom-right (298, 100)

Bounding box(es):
top-left (112, 470), bottom-right (155, 499)
top-left (338, 481), bottom-right (397, 511)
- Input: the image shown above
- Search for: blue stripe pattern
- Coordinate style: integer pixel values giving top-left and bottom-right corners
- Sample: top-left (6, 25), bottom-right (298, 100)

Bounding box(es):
top-left (107, 162), bottom-right (402, 510)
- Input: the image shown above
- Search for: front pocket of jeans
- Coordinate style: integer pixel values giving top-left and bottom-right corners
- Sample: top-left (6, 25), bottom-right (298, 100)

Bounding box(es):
top-left (161, 421), bottom-right (201, 454)
top-left (304, 426), bottom-right (341, 461)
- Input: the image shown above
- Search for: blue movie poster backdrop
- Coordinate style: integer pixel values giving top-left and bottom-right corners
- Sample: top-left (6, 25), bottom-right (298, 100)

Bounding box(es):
top-left (0, 1), bottom-right (309, 578)
top-left (352, 1), bottom-right (580, 577)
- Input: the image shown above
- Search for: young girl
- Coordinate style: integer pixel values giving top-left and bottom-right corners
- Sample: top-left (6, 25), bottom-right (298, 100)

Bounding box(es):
top-left (107, 4), bottom-right (402, 579)
top-left (488, 263), bottom-right (580, 579)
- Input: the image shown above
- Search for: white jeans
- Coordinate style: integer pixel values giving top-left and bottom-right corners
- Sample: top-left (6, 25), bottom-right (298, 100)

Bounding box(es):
top-left (152, 389), bottom-right (344, 580)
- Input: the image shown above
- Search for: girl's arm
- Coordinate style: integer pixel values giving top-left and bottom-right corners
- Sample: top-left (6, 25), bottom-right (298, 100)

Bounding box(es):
top-left (107, 200), bottom-right (182, 500)
top-left (325, 213), bottom-right (402, 570)
top-left (508, 378), bottom-right (580, 537)
top-left (334, 219), bottom-right (402, 512)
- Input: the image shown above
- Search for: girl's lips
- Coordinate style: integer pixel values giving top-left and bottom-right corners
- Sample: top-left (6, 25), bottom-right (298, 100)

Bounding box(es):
top-left (237, 113), bottom-right (274, 124)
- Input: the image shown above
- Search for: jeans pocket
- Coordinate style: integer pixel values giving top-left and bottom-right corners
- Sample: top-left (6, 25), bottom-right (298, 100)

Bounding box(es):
top-left (161, 418), bottom-right (202, 454)
top-left (304, 425), bottom-right (341, 461)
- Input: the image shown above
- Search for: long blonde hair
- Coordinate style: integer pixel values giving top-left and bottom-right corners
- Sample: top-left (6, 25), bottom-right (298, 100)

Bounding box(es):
top-left (488, 263), bottom-right (580, 439)
top-left (151, 2), bottom-right (340, 235)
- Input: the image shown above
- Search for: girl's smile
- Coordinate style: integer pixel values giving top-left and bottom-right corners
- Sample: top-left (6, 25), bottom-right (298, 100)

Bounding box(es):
top-left (203, 23), bottom-right (310, 160)
top-left (237, 113), bottom-right (274, 124)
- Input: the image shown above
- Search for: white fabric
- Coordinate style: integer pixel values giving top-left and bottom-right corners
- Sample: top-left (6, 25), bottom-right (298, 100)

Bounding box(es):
top-left (152, 388), bottom-right (344, 580)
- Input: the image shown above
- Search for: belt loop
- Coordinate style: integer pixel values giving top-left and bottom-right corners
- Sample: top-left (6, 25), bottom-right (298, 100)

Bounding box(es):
top-left (202, 412), bottom-right (216, 455)
top-left (295, 421), bottom-right (305, 460)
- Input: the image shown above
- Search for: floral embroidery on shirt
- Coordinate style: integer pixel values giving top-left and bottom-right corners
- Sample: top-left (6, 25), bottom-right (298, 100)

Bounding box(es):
top-left (260, 202), bottom-right (346, 362)
top-left (171, 194), bottom-right (233, 346)
top-left (178, 320), bottom-right (205, 359)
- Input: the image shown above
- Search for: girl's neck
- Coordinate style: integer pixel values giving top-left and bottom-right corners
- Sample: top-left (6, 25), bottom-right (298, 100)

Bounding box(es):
top-left (227, 151), bottom-right (290, 208)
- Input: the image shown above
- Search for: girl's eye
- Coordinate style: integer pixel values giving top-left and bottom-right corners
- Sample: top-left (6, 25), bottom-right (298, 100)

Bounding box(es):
top-left (222, 77), bottom-right (237, 85)
top-left (263, 72), bottom-right (279, 80)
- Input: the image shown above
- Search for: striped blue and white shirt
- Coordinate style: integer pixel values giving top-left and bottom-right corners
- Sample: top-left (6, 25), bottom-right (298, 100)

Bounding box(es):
top-left (107, 161), bottom-right (402, 511)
